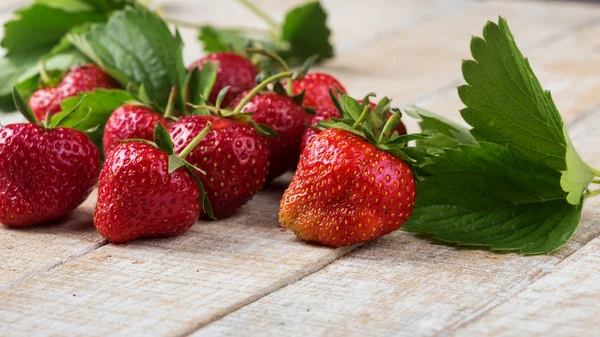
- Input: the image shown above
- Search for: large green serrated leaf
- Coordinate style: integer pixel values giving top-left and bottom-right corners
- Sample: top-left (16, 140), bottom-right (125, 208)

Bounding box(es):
top-left (68, 7), bottom-right (187, 110)
top-left (458, 17), bottom-right (595, 205)
top-left (404, 142), bottom-right (579, 254)
top-left (1, 4), bottom-right (106, 54)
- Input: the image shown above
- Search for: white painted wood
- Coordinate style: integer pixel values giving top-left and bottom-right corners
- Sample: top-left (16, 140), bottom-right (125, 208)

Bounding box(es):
top-left (1, 1), bottom-right (600, 336)
top-left (453, 237), bottom-right (600, 337)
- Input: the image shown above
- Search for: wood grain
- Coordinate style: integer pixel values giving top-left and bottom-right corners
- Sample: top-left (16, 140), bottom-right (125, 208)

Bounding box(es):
top-left (193, 108), bottom-right (600, 337)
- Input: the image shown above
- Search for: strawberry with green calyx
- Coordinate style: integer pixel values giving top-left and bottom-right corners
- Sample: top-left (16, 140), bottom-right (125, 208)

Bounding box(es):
top-left (168, 73), bottom-right (290, 218)
top-left (300, 91), bottom-right (409, 153)
top-left (1, 88), bottom-right (100, 227)
top-left (187, 52), bottom-right (258, 108)
top-left (279, 94), bottom-right (430, 247)
top-left (94, 123), bottom-right (214, 243)
top-left (29, 64), bottom-right (120, 121)
top-left (228, 64), bottom-right (313, 180)
top-left (102, 86), bottom-right (178, 156)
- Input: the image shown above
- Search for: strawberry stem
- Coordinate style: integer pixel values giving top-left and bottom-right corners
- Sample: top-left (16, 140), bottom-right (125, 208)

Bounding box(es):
top-left (39, 60), bottom-right (52, 86)
top-left (236, 0), bottom-right (279, 37)
top-left (585, 189), bottom-right (600, 200)
top-left (164, 86), bottom-right (177, 119)
top-left (352, 104), bottom-right (371, 129)
top-left (232, 71), bottom-right (293, 114)
top-left (592, 179), bottom-right (600, 184)
top-left (378, 111), bottom-right (402, 143)
top-left (246, 48), bottom-right (293, 96)
top-left (178, 122), bottom-right (212, 160)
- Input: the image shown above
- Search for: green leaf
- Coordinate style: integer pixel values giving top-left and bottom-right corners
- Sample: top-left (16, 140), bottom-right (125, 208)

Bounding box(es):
top-left (343, 95), bottom-right (362, 121)
top-left (68, 7), bottom-right (187, 110)
top-left (198, 26), bottom-right (255, 54)
top-left (215, 86), bottom-right (230, 109)
top-left (280, 1), bottom-right (333, 63)
top-left (405, 106), bottom-right (478, 154)
top-left (1, 4), bottom-right (107, 54)
top-left (50, 89), bottom-right (135, 153)
top-left (153, 122), bottom-right (173, 155)
top-left (168, 154), bottom-right (186, 174)
top-left (184, 62), bottom-right (217, 111)
top-left (403, 142), bottom-right (580, 254)
top-left (12, 87), bottom-right (38, 124)
top-left (458, 17), bottom-right (595, 205)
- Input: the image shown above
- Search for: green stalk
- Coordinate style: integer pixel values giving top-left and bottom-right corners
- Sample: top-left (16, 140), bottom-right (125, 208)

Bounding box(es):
top-left (232, 71), bottom-right (293, 114)
top-left (179, 122), bottom-right (212, 159)
top-left (592, 179), bottom-right (600, 185)
top-left (378, 111), bottom-right (402, 144)
top-left (39, 60), bottom-right (52, 86)
top-left (585, 189), bottom-right (600, 200)
top-left (164, 86), bottom-right (177, 119)
top-left (236, 0), bottom-right (279, 36)
top-left (246, 48), bottom-right (293, 95)
top-left (352, 105), bottom-right (371, 129)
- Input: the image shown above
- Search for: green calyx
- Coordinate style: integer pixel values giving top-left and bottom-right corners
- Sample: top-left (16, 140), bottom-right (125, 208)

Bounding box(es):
top-left (12, 86), bottom-right (87, 129)
top-left (151, 122), bottom-right (215, 219)
top-left (187, 71), bottom-right (292, 138)
top-left (317, 90), bottom-right (432, 167)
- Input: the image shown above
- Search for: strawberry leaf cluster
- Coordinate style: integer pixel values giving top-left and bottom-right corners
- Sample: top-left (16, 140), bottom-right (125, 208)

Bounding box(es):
top-left (0, 0), bottom-right (137, 112)
top-left (404, 18), bottom-right (600, 254)
top-left (199, 1), bottom-right (333, 71)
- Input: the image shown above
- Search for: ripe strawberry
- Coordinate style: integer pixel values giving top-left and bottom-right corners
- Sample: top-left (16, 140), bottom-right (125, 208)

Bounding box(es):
top-left (232, 92), bottom-right (311, 180)
top-left (279, 95), bottom-right (418, 247)
top-left (29, 64), bottom-right (119, 121)
top-left (169, 115), bottom-right (269, 218)
top-left (0, 89), bottom-right (100, 227)
top-left (94, 124), bottom-right (212, 243)
top-left (188, 52), bottom-right (258, 108)
top-left (290, 72), bottom-right (347, 111)
top-left (103, 105), bottom-right (168, 156)
top-left (300, 100), bottom-right (408, 154)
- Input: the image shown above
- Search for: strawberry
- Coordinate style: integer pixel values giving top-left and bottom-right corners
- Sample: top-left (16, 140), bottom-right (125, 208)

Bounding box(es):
top-left (94, 123), bottom-right (213, 243)
top-left (0, 88), bottom-right (100, 227)
top-left (233, 92), bottom-right (311, 180)
top-left (300, 99), bottom-right (408, 154)
top-left (169, 115), bottom-right (269, 218)
top-left (102, 87), bottom-right (177, 156)
top-left (29, 64), bottom-right (119, 121)
top-left (290, 72), bottom-right (346, 111)
top-left (103, 105), bottom-right (168, 156)
top-left (188, 52), bottom-right (258, 108)
top-left (280, 95), bottom-right (423, 247)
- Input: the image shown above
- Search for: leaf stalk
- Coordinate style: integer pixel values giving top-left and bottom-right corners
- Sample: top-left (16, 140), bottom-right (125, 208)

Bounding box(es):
top-left (179, 122), bottom-right (212, 159)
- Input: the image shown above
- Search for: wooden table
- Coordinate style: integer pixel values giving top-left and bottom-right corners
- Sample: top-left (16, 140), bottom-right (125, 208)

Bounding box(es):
top-left (1, 1), bottom-right (600, 336)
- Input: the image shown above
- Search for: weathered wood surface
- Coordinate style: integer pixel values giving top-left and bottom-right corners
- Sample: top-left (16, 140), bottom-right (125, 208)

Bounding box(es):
top-left (1, 0), bottom-right (600, 336)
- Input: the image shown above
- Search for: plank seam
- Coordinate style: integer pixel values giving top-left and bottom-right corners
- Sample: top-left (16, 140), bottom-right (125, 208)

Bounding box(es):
top-left (176, 244), bottom-right (364, 337)
top-left (0, 240), bottom-right (108, 292)
top-left (432, 106), bottom-right (600, 337)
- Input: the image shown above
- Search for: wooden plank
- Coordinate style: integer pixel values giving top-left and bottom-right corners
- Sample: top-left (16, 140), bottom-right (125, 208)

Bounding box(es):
top-left (192, 109), bottom-right (600, 336)
top-left (0, 191), bottom-right (105, 290)
top-left (1, 2), bottom-right (599, 336)
top-left (317, 0), bottom-right (600, 115)
top-left (453, 237), bottom-right (600, 337)
top-left (189, 15), bottom-right (600, 337)
top-left (0, 178), bottom-right (356, 337)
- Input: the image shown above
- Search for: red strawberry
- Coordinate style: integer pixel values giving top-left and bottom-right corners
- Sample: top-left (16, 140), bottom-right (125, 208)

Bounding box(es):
top-left (188, 52), bottom-right (258, 108)
top-left (169, 115), bottom-right (269, 218)
top-left (233, 92), bottom-right (311, 180)
top-left (94, 124), bottom-right (212, 243)
top-left (29, 64), bottom-right (119, 121)
top-left (300, 108), bottom-right (339, 154)
top-left (290, 72), bottom-right (346, 111)
top-left (103, 105), bottom-right (168, 156)
top-left (1, 90), bottom-right (100, 227)
top-left (279, 95), bottom-right (418, 247)
top-left (28, 88), bottom-right (61, 121)
top-left (300, 101), bottom-right (408, 154)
